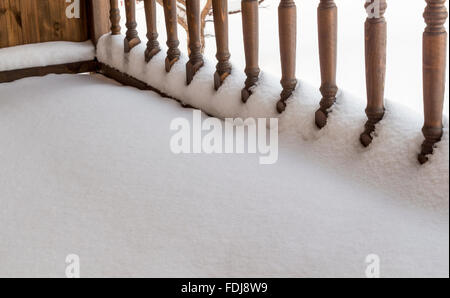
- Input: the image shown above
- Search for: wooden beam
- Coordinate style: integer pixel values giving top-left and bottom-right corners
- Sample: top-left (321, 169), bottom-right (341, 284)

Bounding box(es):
top-left (88, 0), bottom-right (110, 45)
top-left (0, 60), bottom-right (97, 83)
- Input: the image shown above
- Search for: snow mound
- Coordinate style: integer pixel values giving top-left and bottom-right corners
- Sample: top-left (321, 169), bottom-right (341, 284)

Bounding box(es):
top-left (0, 41), bottom-right (95, 72)
top-left (0, 74), bottom-right (448, 277)
top-left (97, 34), bottom-right (449, 207)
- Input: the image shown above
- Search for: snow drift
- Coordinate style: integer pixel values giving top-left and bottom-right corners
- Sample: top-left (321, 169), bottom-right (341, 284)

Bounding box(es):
top-left (97, 34), bottom-right (449, 207)
top-left (0, 74), bottom-right (448, 277)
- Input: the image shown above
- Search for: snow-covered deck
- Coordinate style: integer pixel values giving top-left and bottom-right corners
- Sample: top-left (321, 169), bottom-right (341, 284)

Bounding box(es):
top-left (0, 74), bottom-right (448, 277)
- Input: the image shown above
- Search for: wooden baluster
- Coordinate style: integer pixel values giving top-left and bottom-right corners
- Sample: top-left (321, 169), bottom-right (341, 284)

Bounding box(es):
top-left (419, 0), bottom-right (448, 164)
top-left (360, 0), bottom-right (387, 146)
top-left (186, 0), bottom-right (204, 85)
top-left (241, 0), bottom-right (260, 103)
top-left (276, 0), bottom-right (297, 113)
top-left (163, 0), bottom-right (181, 72)
top-left (212, 0), bottom-right (232, 90)
top-left (315, 0), bottom-right (338, 129)
top-left (144, 0), bottom-right (161, 62)
top-left (110, 0), bottom-right (121, 35)
top-left (124, 0), bottom-right (141, 53)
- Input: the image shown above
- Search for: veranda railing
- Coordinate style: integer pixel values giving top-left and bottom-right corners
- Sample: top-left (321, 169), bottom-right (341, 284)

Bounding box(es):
top-left (109, 0), bottom-right (448, 165)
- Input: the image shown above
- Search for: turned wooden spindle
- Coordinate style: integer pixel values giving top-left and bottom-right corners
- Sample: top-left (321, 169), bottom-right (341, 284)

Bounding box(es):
top-left (186, 0), bottom-right (204, 85)
top-left (241, 0), bottom-right (260, 103)
top-left (315, 0), bottom-right (338, 129)
top-left (124, 0), bottom-right (141, 53)
top-left (110, 0), bottom-right (121, 35)
top-left (419, 0), bottom-right (448, 164)
top-left (163, 0), bottom-right (181, 72)
top-left (360, 0), bottom-right (387, 147)
top-left (276, 0), bottom-right (298, 113)
top-left (212, 0), bottom-right (232, 90)
top-left (144, 0), bottom-right (161, 62)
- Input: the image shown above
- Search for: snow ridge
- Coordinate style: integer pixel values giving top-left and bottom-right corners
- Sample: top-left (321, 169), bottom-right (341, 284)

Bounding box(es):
top-left (97, 34), bottom-right (449, 208)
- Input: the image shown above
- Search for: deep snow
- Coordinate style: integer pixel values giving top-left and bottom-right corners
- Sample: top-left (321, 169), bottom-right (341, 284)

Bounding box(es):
top-left (0, 74), bottom-right (448, 277)
top-left (0, 0), bottom-right (448, 278)
top-left (97, 33), bottom-right (449, 208)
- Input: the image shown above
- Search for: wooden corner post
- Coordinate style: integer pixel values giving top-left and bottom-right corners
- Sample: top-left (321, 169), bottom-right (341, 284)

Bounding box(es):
top-left (89, 0), bottom-right (111, 45)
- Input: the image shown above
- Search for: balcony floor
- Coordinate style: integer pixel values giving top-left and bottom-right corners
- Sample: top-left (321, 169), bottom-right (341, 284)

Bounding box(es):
top-left (0, 74), bottom-right (448, 277)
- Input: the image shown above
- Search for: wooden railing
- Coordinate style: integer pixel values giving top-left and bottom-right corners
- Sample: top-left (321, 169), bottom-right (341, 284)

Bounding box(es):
top-left (108, 0), bottom-right (448, 164)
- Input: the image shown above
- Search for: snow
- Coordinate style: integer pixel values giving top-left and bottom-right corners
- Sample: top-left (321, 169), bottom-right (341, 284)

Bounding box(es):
top-left (0, 41), bottom-right (95, 72)
top-left (0, 0), bottom-right (448, 278)
top-left (0, 74), bottom-right (448, 277)
top-left (97, 33), bottom-right (449, 206)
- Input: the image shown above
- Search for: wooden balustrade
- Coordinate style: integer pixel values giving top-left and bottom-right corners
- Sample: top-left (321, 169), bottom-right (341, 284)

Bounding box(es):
top-left (212, 0), bottom-right (232, 90)
top-left (419, 0), bottom-right (448, 164)
top-left (106, 0), bottom-right (448, 164)
top-left (110, 0), bottom-right (121, 35)
top-left (241, 0), bottom-right (260, 103)
top-left (163, 0), bottom-right (181, 72)
top-left (315, 0), bottom-right (338, 129)
top-left (276, 0), bottom-right (298, 113)
top-left (186, 0), bottom-right (204, 85)
top-left (144, 0), bottom-right (161, 62)
top-left (124, 0), bottom-right (141, 53)
top-left (360, 0), bottom-right (387, 147)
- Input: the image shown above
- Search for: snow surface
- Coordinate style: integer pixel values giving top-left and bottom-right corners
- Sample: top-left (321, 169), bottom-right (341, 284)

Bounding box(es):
top-left (97, 34), bottom-right (449, 206)
top-left (0, 0), bottom-right (448, 278)
top-left (0, 74), bottom-right (448, 277)
top-left (0, 41), bottom-right (95, 72)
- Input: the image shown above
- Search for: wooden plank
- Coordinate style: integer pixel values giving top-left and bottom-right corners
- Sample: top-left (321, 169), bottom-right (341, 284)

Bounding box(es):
top-left (19, 0), bottom-right (40, 44)
top-left (88, 0), bottom-right (110, 45)
top-left (1, 0), bottom-right (89, 48)
top-left (0, 0), bottom-right (9, 48)
top-left (0, 60), bottom-right (97, 83)
top-left (36, 0), bottom-right (52, 42)
top-left (57, 0), bottom-right (88, 42)
top-left (5, 0), bottom-right (23, 47)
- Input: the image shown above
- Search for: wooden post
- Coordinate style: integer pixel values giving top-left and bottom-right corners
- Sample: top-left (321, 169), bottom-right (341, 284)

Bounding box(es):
top-left (109, 0), bottom-right (121, 35)
top-left (89, 0), bottom-right (111, 45)
top-left (212, 0), bottom-right (232, 90)
top-left (360, 0), bottom-right (387, 147)
top-left (124, 0), bottom-right (141, 53)
top-left (163, 0), bottom-right (181, 72)
top-left (315, 0), bottom-right (338, 129)
top-left (276, 0), bottom-right (297, 113)
top-left (144, 0), bottom-right (161, 62)
top-left (186, 0), bottom-right (204, 85)
top-left (241, 0), bottom-right (260, 103)
top-left (419, 0), bottom-right (448, 164)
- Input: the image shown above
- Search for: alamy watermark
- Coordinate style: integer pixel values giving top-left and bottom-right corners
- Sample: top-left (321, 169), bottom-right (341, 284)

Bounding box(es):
top-left (170, 110), bottom-right (279, 165)
top-left (65, 0), bottom-right (80, 19)
top-left (366, 0), bottom-right (383, 19)
top-left (365, 254), bottom-right (381, 278)
top-left (65, 254), bottom-right (80, 278)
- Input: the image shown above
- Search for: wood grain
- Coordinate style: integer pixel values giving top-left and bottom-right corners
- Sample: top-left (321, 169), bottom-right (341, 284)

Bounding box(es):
top-left (0, 0), bottom-right (89, 49)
